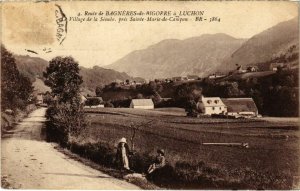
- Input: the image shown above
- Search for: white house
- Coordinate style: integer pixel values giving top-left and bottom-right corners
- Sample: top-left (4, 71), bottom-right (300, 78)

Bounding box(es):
top-left (80, 94), bottom-right (87, 104)
top-left (246, 66), bottom-right (259, 72)
top-left (197, 96), bottom-right (227, 115)
top-left (221, 98), bottom-right (258, 117)
top-left (130, 99), bottom-right (154, 109)
top-left (270, 63), bottom-right (284, 71)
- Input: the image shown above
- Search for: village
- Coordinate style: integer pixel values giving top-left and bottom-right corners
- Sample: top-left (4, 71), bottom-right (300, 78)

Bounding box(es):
top-left (9, 42), bottom-right (299, 189)
top-left (2, 2), bottom-right (299, 190)
top-left (35, 63), bottom-right (281, 119)
top-left (72, 95), bottom-right (260, 119)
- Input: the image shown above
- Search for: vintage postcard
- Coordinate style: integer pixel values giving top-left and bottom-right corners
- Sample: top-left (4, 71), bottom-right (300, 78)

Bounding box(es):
top-left (1, 1), bottom-right (299, 190)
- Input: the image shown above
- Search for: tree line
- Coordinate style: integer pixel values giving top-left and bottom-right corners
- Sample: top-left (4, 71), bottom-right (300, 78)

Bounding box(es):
top-left (95, 68), bottom-right (299, 117)
top-left (1, 45), bottom-right (34, 111)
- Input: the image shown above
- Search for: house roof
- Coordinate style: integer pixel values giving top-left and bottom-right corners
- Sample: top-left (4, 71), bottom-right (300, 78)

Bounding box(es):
top-left (221, 98), bottom-right (258, 113)
top-left (200, 97), bottom-right (225, 107)
top-left (131, 99), bottom-right (154, 106)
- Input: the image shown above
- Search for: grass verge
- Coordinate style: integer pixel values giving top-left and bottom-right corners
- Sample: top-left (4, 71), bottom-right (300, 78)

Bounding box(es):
top-left (53, 143), bottom-right (159, 189)
top-left (54, 140), bottom-right (295, 189)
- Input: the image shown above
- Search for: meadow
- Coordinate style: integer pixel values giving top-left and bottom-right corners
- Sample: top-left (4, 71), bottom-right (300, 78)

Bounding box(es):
top-left (72, 108), bottom-right (299, 189)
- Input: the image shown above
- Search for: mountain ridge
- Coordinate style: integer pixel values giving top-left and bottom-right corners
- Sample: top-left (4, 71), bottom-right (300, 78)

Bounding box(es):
top-left (14, 54), bottom-right (142, 95)
top-left (107, 33), bottom-right (246, 79)
top-left (224, 17), bottom-right (299, 71)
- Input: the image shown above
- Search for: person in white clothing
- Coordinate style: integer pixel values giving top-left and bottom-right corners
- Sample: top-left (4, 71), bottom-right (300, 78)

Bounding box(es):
top-left (115, 137), bottom-right (131, 170)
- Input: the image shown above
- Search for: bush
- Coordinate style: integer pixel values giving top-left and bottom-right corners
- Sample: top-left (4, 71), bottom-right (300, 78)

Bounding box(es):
top-left (111, 99), bottom-right (131, 108)
top-left (104, 101), bottom-right (114, 108)
top-left (45, 120), bottom-right (68, 147)
top-left (45, 101), bottom-right (86, 146)
top-left (69, 142), bottom-right (116, 167)
top-left (147, 165), bottom-right (178, 188)
top-left (85, 97), bottom-right (102, 106)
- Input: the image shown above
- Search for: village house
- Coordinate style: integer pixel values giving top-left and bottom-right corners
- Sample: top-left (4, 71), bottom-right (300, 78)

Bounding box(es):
top-left (80, 94), bottom-right (87, 104)
top-left (246, 66), bottom-right (259, 72)
top-left (221, 98), bottom-right (258, 117)
top-left (236, 66), bottom-right (247, 74)
top-left (164, 78), bottom-right (172, 83)
top-left (197, 96), bottom-right (227, 115)
top-left (130, 99), bottom-right (154, 109)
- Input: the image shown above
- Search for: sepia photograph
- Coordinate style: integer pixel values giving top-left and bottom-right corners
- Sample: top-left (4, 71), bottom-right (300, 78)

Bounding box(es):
top-left (1, 1), bottom-right (299, 189)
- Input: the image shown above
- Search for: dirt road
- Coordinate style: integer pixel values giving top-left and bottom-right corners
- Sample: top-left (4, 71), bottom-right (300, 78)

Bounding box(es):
top-left (1, 108), bottom-right (140, 189)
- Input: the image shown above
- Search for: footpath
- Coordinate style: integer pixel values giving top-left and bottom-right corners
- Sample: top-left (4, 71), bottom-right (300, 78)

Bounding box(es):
top-left (1, 108), bottom-right (140, 189)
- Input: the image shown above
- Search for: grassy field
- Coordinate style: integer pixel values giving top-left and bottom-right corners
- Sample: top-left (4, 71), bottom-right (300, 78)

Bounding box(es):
top-left (76, 108), bottom-right (299, 189)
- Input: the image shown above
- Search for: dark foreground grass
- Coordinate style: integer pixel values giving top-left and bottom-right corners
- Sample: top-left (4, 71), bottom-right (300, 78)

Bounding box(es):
top-left (47, 108), bottom-right (300, 189)
top-left (64, 141), bottom-right (235, 189)
top-left (81, 109), bottom-right (299, 189)
top-left (54, 143), bottom-right (159, 189)
top-left (62, 139), bottom-right (295, 189)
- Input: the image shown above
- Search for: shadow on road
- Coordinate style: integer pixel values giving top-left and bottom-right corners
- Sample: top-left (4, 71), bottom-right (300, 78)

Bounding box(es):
top-left (1, 108), bottom-right (47, 141)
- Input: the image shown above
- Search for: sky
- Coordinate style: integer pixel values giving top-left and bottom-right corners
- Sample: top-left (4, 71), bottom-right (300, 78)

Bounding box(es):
top-left (1, 1), bottom-right (298, 68)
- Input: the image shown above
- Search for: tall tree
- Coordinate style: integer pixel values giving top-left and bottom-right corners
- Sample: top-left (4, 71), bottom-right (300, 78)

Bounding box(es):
top-left (43, 56), bottom-right (83, 103)
top-left (43, 56), bottom-right (85, 146)
top-left (1, 45), bottom-right (33, 110)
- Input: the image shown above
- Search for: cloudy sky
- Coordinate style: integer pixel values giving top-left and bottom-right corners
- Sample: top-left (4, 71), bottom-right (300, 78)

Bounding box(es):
top-left (2, 1), bottom-right (298, 68)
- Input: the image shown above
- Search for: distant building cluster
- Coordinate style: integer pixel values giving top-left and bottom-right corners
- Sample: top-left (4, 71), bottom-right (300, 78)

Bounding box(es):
top-left (118, 80), bottom-right (144, 87)
top-left (208, 73), bottom-right (226, 79)
top-left (171, 75), bottom-right (200, 82)
top-left (152, 75), bottom-right (201, 83)
top-left (269, 63), bottom-right (291, 71)
top-left (80, 93), bottom-right (259, 118)
top-left (113, 75), bottom-right (202, 87)
top-left (206, 61), bottom-right (292, 80)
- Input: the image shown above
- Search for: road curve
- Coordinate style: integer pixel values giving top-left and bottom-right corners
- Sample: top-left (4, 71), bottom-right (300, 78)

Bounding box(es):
top-left (1, 108), bottom-right (140, 189)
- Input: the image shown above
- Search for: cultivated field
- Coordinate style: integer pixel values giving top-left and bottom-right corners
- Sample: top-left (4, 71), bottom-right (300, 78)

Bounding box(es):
top-left (78, 108), bottom-right (299, 189)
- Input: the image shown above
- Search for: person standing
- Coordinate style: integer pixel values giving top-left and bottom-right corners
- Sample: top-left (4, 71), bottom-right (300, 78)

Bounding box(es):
top-left (115, 137), bottom-right (131, 170)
